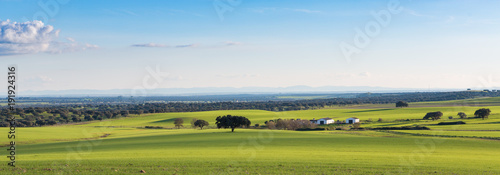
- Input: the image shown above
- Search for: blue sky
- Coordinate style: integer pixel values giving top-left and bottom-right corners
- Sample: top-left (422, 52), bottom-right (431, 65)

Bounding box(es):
top-left (1, 0), bottom-right (500, 92)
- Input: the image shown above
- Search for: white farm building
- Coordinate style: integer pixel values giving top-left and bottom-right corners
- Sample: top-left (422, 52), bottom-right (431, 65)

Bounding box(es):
top-left (346, 117), bottom-right (360, 124)
top-left (310, 118), bottom-right (335, 125)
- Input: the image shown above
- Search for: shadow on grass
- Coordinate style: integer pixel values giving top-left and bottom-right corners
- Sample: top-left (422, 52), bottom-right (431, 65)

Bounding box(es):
top-left (345, 108), bottom-right (395, 113)
top-left (152, 117), bottom-right (196, 124)
top-left (482, 121), bottom-right (500, 124)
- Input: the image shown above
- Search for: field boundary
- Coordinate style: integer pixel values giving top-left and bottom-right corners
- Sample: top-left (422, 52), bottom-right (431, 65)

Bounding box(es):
top-left (377, 130), bottom-right (500, 141)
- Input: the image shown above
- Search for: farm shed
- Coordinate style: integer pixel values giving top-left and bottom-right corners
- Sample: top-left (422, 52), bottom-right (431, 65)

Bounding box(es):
top-left (310, 118), bottom-right (335, 125)
top-left (346, 117), bottom-right (360, 124)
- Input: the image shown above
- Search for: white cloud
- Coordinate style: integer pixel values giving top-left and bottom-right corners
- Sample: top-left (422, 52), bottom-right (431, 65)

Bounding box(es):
top-left (359, 72), bottom-right (372, 77)
top-left (166, 75), bottom-right (184, 81)
top-left (0, 20), bottom-right (98, 56)
top-left (465, 18), bottom-right (499, 25)
top-left (285, 8), bottom-right (322, 14)
top-left (323, 72), bottom-right (372, 79)
top-left (36, 75), bottom-right (53, 82)
top-left (175, 44), bottom-right (198, 48)
top-left (131, 43), bottom-right (167, 47)
top-left (404, 9), bottom-right (434, 18)
top-left (216, 73), bottom-right (260, 79)
top-left (248, 7), bottom-right (323, 14)
top-left (131, 43), bottom-right (199, 48)
top-left (132, 42), bottom-right (242, 48)
top-left (66, 37), bottom-right (76, 42)
top-left (224, 41), bottom-right (242, 46)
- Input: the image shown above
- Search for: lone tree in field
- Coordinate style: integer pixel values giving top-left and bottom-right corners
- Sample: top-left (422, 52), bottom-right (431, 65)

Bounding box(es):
top-left (174, 118), bottom-right (184, 129)
top-left (194, 120), bottom-right (209, 130)
top-left (396, 101), bottom-right (409, 108)
top-left (215, 115), bottom-right (251, 132)
top-left (423, 111), bottom-right (443, 120)
top-left (474, 108), bottom-right (491, 120)
top-left (457, 112), bottom-right (467, 119)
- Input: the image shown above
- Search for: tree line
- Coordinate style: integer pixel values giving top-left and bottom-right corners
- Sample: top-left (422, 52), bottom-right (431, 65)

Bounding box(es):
top-left (423, 108), bottom-right (491, 120)
top-left (1, 91), bottom-right (499, 127)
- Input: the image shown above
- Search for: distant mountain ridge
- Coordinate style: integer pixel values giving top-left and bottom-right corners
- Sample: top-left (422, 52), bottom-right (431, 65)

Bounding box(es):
top-left (18, 85), bottom-right (465, 97)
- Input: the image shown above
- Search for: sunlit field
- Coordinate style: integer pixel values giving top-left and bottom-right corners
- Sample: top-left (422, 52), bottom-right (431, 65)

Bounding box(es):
top-left (2, 98), bottom-right (500, 174)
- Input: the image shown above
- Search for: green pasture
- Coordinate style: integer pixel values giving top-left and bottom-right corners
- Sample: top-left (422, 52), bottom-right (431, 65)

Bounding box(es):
top-left (392, 130), bottom-right (500, 139)
top-left (78, 105), bottom-right (500, 128)
top-left (3, 97), bottom-right (500, 174)
top-left (5, 129), bottom-right (500, 174)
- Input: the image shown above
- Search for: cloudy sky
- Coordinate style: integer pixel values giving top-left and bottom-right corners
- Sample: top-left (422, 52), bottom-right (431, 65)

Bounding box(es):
top-left (1, 0), bottom-right (500, 93)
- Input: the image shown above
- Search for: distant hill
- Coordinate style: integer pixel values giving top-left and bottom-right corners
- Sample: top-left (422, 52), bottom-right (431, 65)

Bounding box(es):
top-left (18, 85), bottom-right (464, 97)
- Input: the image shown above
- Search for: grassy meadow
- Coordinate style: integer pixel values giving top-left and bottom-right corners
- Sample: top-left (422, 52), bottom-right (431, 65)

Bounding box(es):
top-left (2, 97), bottom-right (500, 174)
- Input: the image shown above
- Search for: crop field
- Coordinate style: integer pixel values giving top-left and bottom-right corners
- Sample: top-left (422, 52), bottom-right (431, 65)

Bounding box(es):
top-left (2, 98), bottom-right (500, 174)
top-left (80, 106), bottom-right (500, 128)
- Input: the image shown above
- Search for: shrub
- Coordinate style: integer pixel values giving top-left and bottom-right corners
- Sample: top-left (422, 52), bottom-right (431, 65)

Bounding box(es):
top-left (265, 119), bottom-right (317, 130)
top-left (457, 112), bottom-right (467, 119)
top-left (353, 123), bottom-right (361, 129)
top-left (335, 126), bottom-right (350, 130)
top-left (437, 121), bottom-right (466, 125)
top-left (174, 118), bottom-right (184, 129)
top-left (267, 121), bottom-right (276, 129)
top-left (372, 126), bottom-right (430, 130)
top-left (350, 127), bottom-right (365, 130)
top-left (145, 126), bottom-right (163, 129)
top-left (190, 118), bottom-right (198, 128)
top-left (295, 128), bottom-right (326, 131)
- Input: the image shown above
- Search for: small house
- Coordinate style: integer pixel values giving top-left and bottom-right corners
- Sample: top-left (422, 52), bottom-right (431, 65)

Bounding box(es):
top-left (310, 118), bottom-right (335, 125)
top-left (346, 117), bottom-right (360, 124)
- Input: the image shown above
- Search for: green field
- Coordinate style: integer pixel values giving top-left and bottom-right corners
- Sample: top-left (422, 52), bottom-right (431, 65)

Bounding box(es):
top-left (2, 98), bottom-right (500, 174)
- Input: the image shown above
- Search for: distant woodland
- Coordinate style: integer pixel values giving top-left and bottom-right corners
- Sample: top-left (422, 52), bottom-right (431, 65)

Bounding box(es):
top-left (2, 91), bottom-right (499, 127)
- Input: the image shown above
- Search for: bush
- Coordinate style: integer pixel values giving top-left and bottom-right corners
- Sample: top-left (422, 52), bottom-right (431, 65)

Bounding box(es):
top-left (335, 126), bottom-right (350, 130)
top-left (457, 112), bottom-right (467, 119)
top-left (372, 126), bottom-right (430, 130)
top-left (353, 123), bottom-right (361, 129)
top-left (350, 127), bottom-right (365, 130)
top-left (437, 121), bottom-right (466, 125)
top-left (190, 118), bottom-right (198, 128)
top-left (265, 119), bottom-right (317, 130)
top-left (295, 128), bottom-right (326, 131)
top-left (174, 118), bottom-right (184, 129)
top-left (145, 126), bottom-right (163, 129)
top-left (267, 121), bottom-right (276, 129)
